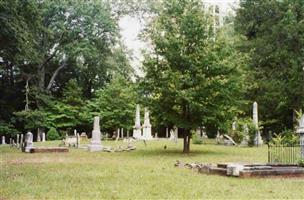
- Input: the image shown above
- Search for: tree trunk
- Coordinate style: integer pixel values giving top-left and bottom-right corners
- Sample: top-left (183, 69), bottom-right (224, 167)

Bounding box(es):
top-left (38, 65), bottom-right (45, 91)
top-left (183, 128), bottom-right (191, 153)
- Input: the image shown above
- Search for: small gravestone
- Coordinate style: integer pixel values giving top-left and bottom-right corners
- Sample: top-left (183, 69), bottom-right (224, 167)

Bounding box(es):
top-left (25, 132), bottom-right (34, 153)
top-left (166, 127), bottom-right (169, 138)
top-left (2, 136), bottom-right (6, 144)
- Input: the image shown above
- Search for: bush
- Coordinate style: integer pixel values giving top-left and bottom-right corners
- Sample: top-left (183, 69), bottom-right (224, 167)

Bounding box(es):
top-left (47, 127), bottom-right (60, 140)
top-left (298, 159), bottom-right (304, 167)
top-left (192, 132), bottom-right (203, 145)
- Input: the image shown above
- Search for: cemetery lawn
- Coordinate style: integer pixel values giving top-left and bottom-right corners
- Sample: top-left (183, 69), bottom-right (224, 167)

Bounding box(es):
top-left (1, 140), bottom-right (304, 199)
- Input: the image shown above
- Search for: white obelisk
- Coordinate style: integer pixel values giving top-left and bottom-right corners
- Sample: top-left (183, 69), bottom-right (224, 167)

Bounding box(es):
top-left (88, 116), bottom-right (103, 152)
top-left (133, 104), bottom-right (142, 139)
top-left (253, 102), bottom-right (263, 146)
top-left (142, 108), bottom-right (153, 140)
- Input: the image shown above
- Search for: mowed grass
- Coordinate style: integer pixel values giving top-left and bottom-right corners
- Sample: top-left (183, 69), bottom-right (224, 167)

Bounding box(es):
top-left (1, 139), bottom-right (304, 199)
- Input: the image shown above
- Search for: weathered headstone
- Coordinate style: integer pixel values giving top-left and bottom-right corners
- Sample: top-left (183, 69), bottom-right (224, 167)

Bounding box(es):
top-left (74, 129), bottom-right (77, 136)
top-left (2, 136), bottom-right (6, 144)
top-left (88, 116), bottom-right (103, 152)
top-left (253, 102), bottom-right (263, 146)
top-left (142, 108), bottom-right (153, 140)
top-left (296, 114), bottom-right (304, 158)
top-left (25, 132), bottom-right (34, 153)
top-left (170, 126), bottom-right (178, 143)
top-left (216, 131), bottom-right (222, 144)
top-left (41, 132), bottom-right (46, 142)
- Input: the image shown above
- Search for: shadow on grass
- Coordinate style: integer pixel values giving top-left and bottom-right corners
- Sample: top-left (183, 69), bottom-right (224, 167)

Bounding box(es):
top-left (134, 148), bottom-right (229, 158)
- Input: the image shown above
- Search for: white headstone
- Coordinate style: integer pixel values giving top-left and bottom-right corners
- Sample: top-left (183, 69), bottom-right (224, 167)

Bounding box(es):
top-left (170, 126), bottom-right (178, 143)
top-left (42, 132), bottom-right (46, 142)
top-left (133, 104), bottom-right (142, 139)
top-left (74, 129), bottom-right (77, 136)
top-left (25, 132), bottom-right (33, 153)
top-left (253, 102), bottom-right (263, 146)
top-left (2, 136), bottom-right (5, 144)
top-left (88, 116), bottom-right (103, 152)
top-left (142, 108), bottom-right (153, 140)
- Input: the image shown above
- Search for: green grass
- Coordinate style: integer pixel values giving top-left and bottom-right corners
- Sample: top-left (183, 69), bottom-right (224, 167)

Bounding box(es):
top-left (1, 139), bottom-right (304, 199)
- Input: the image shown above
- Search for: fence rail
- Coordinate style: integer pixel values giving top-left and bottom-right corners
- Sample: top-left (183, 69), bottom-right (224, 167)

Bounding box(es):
top-left (268, 144), bottom-right (302, 164)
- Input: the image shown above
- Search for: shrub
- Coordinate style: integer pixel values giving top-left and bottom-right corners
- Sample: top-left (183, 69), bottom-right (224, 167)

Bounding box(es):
top-left (298, 159), bottom-right (304, 167)
top-left (192, 132), bottom-right (203, 145)
top-left (47, 127), bottom-right (60, 140)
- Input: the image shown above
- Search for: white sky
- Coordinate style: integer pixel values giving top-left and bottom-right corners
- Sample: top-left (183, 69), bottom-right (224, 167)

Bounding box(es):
top-left (118, 0), bottom-right (239, 76)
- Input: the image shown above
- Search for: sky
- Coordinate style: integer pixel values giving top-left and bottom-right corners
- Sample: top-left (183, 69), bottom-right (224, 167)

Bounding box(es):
top-left (118, 0), bottom-right (239, 76)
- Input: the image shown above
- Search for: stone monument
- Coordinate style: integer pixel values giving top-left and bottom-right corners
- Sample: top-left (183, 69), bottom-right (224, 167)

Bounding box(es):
top-left (88, 116), bottom-right (103, 152)
top-left (42, 132), bottom-right (46, 142)
top-left (296, 114), bottom-right (304, 158)
top-left (133, 104), bottom-right (142, 139)
top-left (253, 102), bottom-right (263, 146)
top-left (2, 136), bottom-right (5, 144)
top-left (25, 132), bottom-right (34, 153)
top-left (142, 108), bottom-right (153, 140)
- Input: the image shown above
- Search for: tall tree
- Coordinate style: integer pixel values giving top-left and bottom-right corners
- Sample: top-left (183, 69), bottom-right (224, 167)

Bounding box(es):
top-left (235, 0), bottom-right (304, 132)
top-left (142, 0), bottom-right (246, 153)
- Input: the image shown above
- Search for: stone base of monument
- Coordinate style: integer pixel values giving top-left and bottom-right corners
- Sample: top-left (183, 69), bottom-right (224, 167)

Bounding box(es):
top-left (175, 161), bottom-right (304, 178)
top-left (88, 144), bottom-right (103, 152)
top-left (29, 147), bottom-right (69, 153)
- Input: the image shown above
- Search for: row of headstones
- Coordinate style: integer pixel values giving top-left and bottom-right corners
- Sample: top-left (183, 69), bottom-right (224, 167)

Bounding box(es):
top-left (0, 132), bottom-right (45, 146)
top-left (0, 132), bottom-right (34, 152)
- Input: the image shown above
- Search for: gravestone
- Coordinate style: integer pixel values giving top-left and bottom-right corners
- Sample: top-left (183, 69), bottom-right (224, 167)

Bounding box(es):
top-left (88, 116), bottom-right (103, 152)
top-left (74, 129), bottom-right (77, 136)
top-left (42, 132), bottom-right (46, 142)
top-left (116, 128), bottom-right (120, 141)
top-left (253, 102), bottom-right (263, 146)
top-left (133, 104), bottom-right (142, 139)
top-left (142, 108), bottom-right (153, 140)
top-left (170, 126), bottom-right (178, 143)
top-left (121, 128), bottom-right (124, 139)
top-left (2, 136), bottom-right (5, 144)
top-left (216, 131), bottom-right (223, 144)
top-left (296, 114), bottom-right (304, 158)
top-left (25, 132), bottom-right (34, 153)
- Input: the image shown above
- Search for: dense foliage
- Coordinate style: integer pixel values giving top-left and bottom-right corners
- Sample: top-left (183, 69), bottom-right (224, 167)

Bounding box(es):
top-left (141, 0), bottom-right (247, 152)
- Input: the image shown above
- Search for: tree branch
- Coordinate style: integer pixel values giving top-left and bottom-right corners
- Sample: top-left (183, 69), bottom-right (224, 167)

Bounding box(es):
top-left (46, 61), bottom-right (67, 90)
